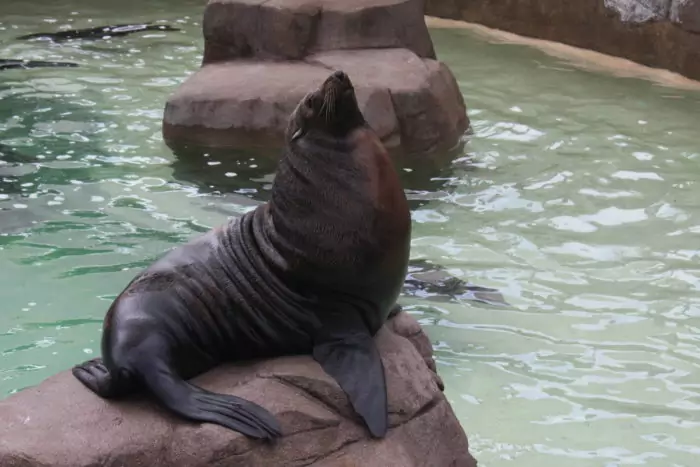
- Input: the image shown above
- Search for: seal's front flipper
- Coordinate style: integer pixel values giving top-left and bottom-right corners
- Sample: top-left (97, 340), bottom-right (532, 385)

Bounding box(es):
top-left (134, 358), bottom-right (282, 440)
top-left (312, 312), bottom-right (388, 438)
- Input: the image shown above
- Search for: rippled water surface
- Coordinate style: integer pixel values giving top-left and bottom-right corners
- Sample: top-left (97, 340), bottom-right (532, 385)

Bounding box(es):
top-left (1, 2), bottom-right (700, 466)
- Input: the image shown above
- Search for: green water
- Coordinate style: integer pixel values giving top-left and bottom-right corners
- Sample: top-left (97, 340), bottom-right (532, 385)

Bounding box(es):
top-left (1, 2), bottom-right (700, 465)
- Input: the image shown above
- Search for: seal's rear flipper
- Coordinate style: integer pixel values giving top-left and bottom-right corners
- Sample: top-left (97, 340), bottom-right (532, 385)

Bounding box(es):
top-left (134, 358), bottom-right (282, 440)
top-left (312, 312), bottom-right (388, 438)
top-left (72, 357), bottom-right (135, 398)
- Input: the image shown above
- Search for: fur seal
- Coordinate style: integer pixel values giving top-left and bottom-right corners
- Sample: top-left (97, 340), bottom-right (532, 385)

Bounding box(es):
top-left (72, 70), bottom-right (411, 440)
top-left (404, 259), bottom-right (509, 307)
top-left (16, 22), bottom-right (179, 42)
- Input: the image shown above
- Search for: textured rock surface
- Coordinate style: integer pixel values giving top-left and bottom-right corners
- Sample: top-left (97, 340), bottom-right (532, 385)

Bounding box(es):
top-left (604, 0), bottom-right (670, 22)
top-left (163, 48), bottom-right (468, 154)
top-left (202, 0), bottom-right (436, 62)
top-left (163, 0), bottom-right (468, 156)
top-left (0, 311), bottom-right (477, 467)
top-left (425, 0), bottom-right (700, 81)
top-left (671, 0), bottom-right (700, 33)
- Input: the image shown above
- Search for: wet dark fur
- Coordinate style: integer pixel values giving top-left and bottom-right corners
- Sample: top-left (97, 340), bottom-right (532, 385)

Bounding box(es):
top-left (2, 23), bottom-right (178, 71)
top-left (0, 59), bottom-right (78, 70)
top-left (404, 259), bottom-right (509, 307)
top-left (16, 22), bottom-right (179, 42)
top-left (72, 71), bottom-right (410, 440)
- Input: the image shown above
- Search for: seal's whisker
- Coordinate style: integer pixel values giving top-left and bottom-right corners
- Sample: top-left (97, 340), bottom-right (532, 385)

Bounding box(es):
top-left (325, 88), bottom-right (336, 123)
top-left (322, 92), bottom-right (329, 122)
top-left (320, 94), bottom-right (328, 118)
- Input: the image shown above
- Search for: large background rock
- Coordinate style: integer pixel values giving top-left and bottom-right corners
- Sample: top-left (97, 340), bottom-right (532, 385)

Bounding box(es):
top-left (163, 49), bottom-right (467, 154)
top-left (604, 0), bottom-right (670, 22)
top-left (202, 0), bottom-right (436, 62)
top-left (0, 311), bottom-right (477, 467)
top-left (425, 0), bottom-right (700, 81)
top-left (163, 0), bottom-right (468, 156)
top-left (671, 0), bottom-right (700, 33)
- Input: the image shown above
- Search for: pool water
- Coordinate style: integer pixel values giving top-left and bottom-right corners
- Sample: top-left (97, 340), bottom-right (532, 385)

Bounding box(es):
top-left (2, 2), bottom-right (700, 466)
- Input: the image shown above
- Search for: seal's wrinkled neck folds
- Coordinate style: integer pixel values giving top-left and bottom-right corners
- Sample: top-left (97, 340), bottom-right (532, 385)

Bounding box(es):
top-left (268, 69), bottom-right (405, 277)
top-left (287, 70), bottom-right (366, 142)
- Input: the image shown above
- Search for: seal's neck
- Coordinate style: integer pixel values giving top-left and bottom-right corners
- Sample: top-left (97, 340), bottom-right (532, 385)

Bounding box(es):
top-left (275, 130), bottom-right (372, 204)
top-left (253, 127), bottom-right (411, 328)
top-left (265, 130), bottom-right (378, 274)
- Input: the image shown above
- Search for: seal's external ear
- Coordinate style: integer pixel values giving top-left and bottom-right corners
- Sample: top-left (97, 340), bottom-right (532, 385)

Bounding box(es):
top-left (312, 310), bottom-right (388, 438)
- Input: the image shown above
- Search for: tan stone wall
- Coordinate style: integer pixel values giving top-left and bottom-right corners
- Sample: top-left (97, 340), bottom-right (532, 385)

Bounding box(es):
top-left (424, 0), bottom-right (700, 81)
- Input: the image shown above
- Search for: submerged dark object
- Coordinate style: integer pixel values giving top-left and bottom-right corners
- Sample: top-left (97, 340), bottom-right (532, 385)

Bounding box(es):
top-left (16, 23), bottom-right (180, 42)
top-left (0, 59), bottom-right (79, 70)
top-left (0, 144), bottom-right (23, 162)
top-left (404, 259), bottom-right (510, 307)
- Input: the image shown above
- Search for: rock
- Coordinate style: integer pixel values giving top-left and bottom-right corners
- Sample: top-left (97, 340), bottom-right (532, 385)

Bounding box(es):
top-left (163, 61), bottom-right (328, 149)
top-left (309, 49), bottom-right (467, 154)
top-left (163, 0), bottom-right (468, 156)
top-left (202, 0), bottom-right (435, 63)
top-left (385, 310), bottom-right (445, 390)
top-left (163, 48), bottom-right (468, 154)
top-left (0, 311), bottom-right (477, 467)
top-left (425, 0), bottom-right (700, 82)
top-left (671, 0), bottom-right (700, 32)
top-left (604, 0), bottom-right (671, 23)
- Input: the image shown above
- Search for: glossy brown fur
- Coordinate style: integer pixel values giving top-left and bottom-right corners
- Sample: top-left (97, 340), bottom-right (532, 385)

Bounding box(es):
top-left (71, 70), bottom-right (411, 440)
top-left (267, 74), bottom-right (411, 334)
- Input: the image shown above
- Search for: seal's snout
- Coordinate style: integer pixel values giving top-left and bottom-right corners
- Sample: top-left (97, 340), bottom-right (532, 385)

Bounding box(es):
top-left (323, 70), bottom-right (353, 95)
top-left (292, 69), bottom-right (364, 135)
top-left (330, 70), bottom-right (350, 87)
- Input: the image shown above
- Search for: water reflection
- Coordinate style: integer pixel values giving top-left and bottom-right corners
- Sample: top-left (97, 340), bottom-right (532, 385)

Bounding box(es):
top-left (170, 142), bottom-right (482, 211)
top-left (0, 2), bottom-right (699, 466)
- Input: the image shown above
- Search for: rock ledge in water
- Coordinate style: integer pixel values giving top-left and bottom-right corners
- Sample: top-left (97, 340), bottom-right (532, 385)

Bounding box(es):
top-left (163, 48), bottom-right (467, 154)
top-left (202, 0), bottom-right (436, 62)
top-left (0, 311), bottom-right (477, 467)
top-left (163, 0), bottom-right (468, 156)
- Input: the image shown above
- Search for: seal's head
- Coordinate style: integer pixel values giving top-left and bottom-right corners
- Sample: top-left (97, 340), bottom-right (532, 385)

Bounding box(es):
top-left (286, 70), bottom-right (366, 143)
top-left (271, 68), bottom-right (411, 324)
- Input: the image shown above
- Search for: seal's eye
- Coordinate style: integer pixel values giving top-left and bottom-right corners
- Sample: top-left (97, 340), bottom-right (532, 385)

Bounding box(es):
top-left (299, 96), bottom-right (316, 118)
